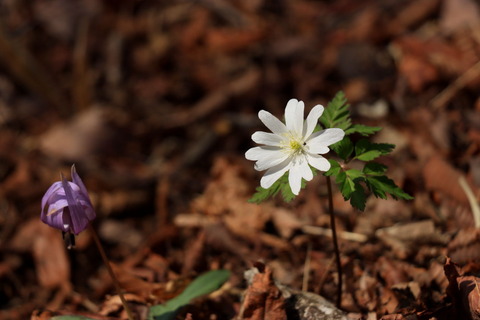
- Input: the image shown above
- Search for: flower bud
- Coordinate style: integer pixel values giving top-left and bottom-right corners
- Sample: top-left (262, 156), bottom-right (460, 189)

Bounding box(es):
top-left (41, 165), bottom-right (96, 235)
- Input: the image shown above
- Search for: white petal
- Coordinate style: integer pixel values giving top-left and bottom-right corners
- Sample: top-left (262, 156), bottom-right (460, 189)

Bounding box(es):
top-left (251, 131), bottom-right (282, 146)
top-left (287, 156), bottom-right (312, 195)
top-left (302, 164), bottom-right (313, 181)
top-left (245, 146), bottom-right (283, 161)
top-left (254, 149), bottom-right (289, 171)
top-left (245, 146), bottom-right (265, 161)
top-left (303, 104), bottom-right (324, 138)
top-left (260, 158), bottom-right (292, 189)
top-left (258, 110), bottom-right (287, 135)
top-left (307, 128), bottom-right (345, 147)
top-left (285, 99), bottom-right (304, 135)
top-left (307, 154), bottom-right (331, 171)
top-left (306, 143), bottom-right (330, 154)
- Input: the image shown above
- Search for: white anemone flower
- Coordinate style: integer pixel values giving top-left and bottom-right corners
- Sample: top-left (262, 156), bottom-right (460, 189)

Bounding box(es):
top-left (246, 99), bottom-right (345, 195)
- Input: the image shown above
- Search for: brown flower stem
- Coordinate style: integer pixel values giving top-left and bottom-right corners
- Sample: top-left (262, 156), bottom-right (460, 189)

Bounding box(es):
top-left (326, 176), bottom-right (342, 308)
top-left (88, 224), bottom-right (135, 320)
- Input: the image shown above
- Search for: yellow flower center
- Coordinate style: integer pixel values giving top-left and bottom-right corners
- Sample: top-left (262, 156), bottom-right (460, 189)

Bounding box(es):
top-left (290, 140), bottom-right (303, 152)
top-left (281, 132), bottom-right (305, 156)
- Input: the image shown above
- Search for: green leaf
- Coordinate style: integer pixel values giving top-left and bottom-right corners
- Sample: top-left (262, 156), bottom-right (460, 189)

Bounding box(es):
top-left (320, 91), bottom-right (351, 131)
top-left (331, 137), bottom-right (354, 161)
top-left (363, 162), bottom-right (387, 175)
top-left (249, 168), bottom-right (313, 203)
top-left (249, 184), bottom-right (282, 204)
top-left (345, 124), bottom-right (382, 136)
top-left (337, 169), bottom-right (365, 204)
top-left (336, 170), bottom-right (359, 199)
top-left (354, 139), bottom-right (395, 161)
top-left (149, 270), bottom-right (230, 320)
top-left (345, 169), bottom-right (364, 181)
top-left (324, 159), bottom-right (341, 177)
top-left (248, 171), bottom-right (289, 203)
top-left (350, 182), bottom-right (367, 211)
top-left (366, 175), bottom-right (413, 200)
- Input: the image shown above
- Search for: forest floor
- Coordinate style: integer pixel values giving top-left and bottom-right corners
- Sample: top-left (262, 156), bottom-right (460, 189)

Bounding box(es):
top-left (2, 0), bottom-right (480, 319)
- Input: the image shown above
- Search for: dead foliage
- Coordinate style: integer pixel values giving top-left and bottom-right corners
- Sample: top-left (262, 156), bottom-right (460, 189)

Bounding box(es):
top-left (1, 0), bottom-right (480, 319)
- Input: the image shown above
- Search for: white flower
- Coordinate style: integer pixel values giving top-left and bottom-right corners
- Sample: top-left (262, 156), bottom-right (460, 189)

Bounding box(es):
top-left (246, 99), bottom-right (345, 195)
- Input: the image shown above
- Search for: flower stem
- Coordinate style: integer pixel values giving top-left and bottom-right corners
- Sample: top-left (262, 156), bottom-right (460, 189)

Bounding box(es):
top-left (88, 224), bottom-right (135, 320)
top-left (326, 176), bottom-right (342, 308)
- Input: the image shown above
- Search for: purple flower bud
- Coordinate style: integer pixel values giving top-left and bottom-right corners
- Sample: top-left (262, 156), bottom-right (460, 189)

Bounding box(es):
top-left (41, 165), bottom-right (96, 235)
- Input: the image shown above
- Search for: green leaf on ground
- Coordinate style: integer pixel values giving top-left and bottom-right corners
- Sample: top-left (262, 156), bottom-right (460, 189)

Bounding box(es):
top-left (149, 270), bottom-right (230, 320)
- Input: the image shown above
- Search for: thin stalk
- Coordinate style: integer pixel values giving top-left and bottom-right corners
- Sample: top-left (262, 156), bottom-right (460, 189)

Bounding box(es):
top-left (88, 224), bottom-right (135, 320)
top-left (326, 176), bottom-right (342, 308)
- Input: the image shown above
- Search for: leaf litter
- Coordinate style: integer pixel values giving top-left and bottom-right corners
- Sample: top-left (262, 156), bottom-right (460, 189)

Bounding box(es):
top-left (1, 0), bottom-right (480, 319)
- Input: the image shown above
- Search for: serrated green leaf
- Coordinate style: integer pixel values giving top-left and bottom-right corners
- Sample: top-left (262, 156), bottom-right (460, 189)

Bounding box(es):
top-left (324, 159), bottom-right (341, 176)
top-left (248, 171), bottom-right (289, 204)
top-left (335, 170), bottom-right (356, 199)
top-left (281, 183), bottom-right (297, 202)
top-left (345, 124), bottom-right (382, 136)
top-left (249, 168), bottom-right (313, 203)
top-left (366, 175), bottom-right (413, 200)
top-left (331, 137), bottom-right (354, 161)
top-left (354, 139), bottom-right (395, 161)
top-left (320, 91), bottom-right (351, 131)
top-left (149, 270), bottom-right (230, 320)
top-left (335, 170), bottom-right (347, 191)
top-left (345, 169), bottom-right (364, 181)
top-left (357, 151), bottom-right (385, 161)
top-left (248, 185), bottom-right (281, 204)
top-left (363, 162), bottom-right (387, 175)
top-left (350, 182), bottom-right (366, 211)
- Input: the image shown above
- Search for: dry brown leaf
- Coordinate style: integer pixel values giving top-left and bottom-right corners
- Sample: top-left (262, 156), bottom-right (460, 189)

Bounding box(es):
top-left (393, 35), bottom-right (473, 91)
top-left (444, 257), bottom-right (480, 319)
top-left (239, 265), bottom-right (287, 320)
top-left (376, 220), bottom-right (448, 246)
top-left (206, 28), bottom-right (265, 53)
top-left (39, 108), bottom-right (117, 161)
top-left (448, 228), bottom-right (480, 265)
top-left (30, 309), bottom-right (55, 320)
top-left (386, 0), bottom-right (441, 36)
top-left (109, 263), bottom-right (164, 303)
top-left (376, 256), bottom-right (409, 288)
top-left (423, 155), bottom-right (472, 205)
top-left (458, 276), bottom-right (480, 320)
top-left (99, 293), bottom-right (144, 317)
top-left (269, 208), bottom-right (302, 239)
top-left (440, 0), bottom-right (480, 34)
top-left (10, 219), bottom-right (71, 289)
top-left (397, 54), bottom-right (438, 92)
top-left (33, 224), bottom-right (70, 288)
top-left (378, 287), bottom-right (400, 315)
top-left (355, 271), bottom-right (378, 311)
top-left (182, 231), bottom-right (206, 275)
